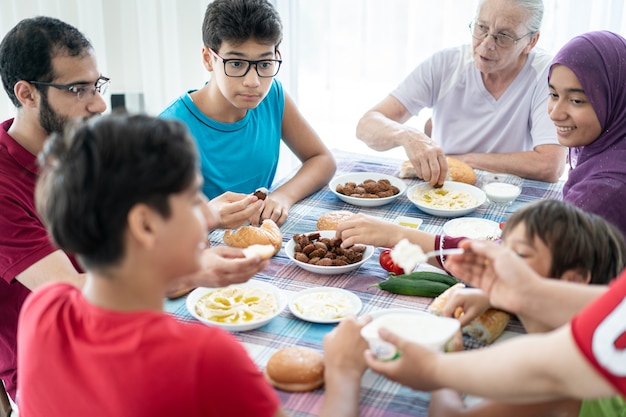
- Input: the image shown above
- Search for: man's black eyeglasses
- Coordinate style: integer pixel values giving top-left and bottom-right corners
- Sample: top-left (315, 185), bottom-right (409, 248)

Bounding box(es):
top-left (29, 76), bottom-right (110, 100)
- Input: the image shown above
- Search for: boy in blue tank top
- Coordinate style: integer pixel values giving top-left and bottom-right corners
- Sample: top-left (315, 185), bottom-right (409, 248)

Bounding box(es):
top-left (161, 0), bottom-right (336, 228)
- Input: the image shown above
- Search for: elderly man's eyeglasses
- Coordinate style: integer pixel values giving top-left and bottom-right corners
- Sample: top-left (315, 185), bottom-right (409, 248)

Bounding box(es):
top-left (209, 49), bottom-right (282, 78)
top-left (469, 22), bottom-right (534, 48)
top-left (29, 76), bottom-right (111, 100)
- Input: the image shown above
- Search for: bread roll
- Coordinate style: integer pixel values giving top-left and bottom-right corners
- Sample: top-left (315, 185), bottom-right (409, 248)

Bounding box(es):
top-left (264, 347), bottom-right (325, 392)
top-left (399, 157), bottom-right (477, 185)
top-left (316, 210), bottom-right (354, 230)
top-left (462, 308), bottom-right (510, 344)
top-left (223, 219), bottom-right (282, 255)
top-left (428, 283), bottom-right (510, 344)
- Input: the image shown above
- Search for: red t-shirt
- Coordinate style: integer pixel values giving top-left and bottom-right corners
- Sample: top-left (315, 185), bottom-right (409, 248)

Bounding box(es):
top-left (0, 119), bottom-right (54, 399)
top-left (571, 268), bottom-right (626, 396)
top-left (18, 283), bottom-right (280, 417)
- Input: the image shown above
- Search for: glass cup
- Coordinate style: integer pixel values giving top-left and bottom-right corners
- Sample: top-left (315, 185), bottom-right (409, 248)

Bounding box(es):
top-left (481, 173), bottom-right (523, 205)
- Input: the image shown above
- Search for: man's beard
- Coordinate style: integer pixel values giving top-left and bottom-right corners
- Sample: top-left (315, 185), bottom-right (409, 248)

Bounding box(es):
top-left (39, 93), bottom-right (70, 135)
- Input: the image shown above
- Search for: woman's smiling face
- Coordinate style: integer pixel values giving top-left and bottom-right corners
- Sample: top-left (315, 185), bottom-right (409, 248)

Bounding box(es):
top-left (547, 64), bottom-right (602, 148)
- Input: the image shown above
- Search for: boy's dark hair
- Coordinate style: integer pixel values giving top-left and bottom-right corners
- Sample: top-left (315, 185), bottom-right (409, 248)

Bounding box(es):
top-left (36, 113), bottom-right (199, 270)
top-left (202, 0), bottom-right (283, 51)
top-left (0, 16), bottom-right (93, 107)
top-left (501, 199), bottom-right (626, 284)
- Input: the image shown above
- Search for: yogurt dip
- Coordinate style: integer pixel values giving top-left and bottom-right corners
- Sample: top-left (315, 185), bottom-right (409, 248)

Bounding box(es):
top-left (443, 217), bottom-right (501, 240)
top-left (482, 182), bottom-right (521, 204)
top-left (291, 289), bottom-right (360, 322)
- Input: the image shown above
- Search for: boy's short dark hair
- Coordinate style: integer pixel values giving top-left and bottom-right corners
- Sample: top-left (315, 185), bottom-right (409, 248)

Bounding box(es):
top-left (502, 199), bottom-right (626, 284)
top-left (36, 113), bottom-right (199, 270)
top-left (202, 0), bottom-right (283, 51)
top-left (0, 16), bottom-right (93, 107)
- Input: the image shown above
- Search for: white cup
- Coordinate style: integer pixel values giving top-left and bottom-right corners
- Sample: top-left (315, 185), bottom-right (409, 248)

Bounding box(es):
top-left (481, 173), bottom-right (523, 205)
top-left (361, 310), bottom-right (460, 360)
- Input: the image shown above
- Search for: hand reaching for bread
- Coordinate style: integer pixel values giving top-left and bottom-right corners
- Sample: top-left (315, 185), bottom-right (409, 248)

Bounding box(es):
top-left (399, 156), bottom-right (477, 185)
top-left (401, 137), bottom-right (448, 187)
top-left (428, 284), bottom-right (510, 344)
top-left (429, 284), bottom-right (491, 327)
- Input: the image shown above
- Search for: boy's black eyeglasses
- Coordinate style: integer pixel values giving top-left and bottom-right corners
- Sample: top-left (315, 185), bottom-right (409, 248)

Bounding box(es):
top-left (29, 75), bottom-right (111, 100)
top-left (209, 49), bottom-right (282, 78)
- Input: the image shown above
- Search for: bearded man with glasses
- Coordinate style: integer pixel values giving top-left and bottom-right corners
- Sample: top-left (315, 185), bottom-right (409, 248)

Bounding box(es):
top-left (0, 16), bottom-right (108, 403)
top-left (357, 0), bottom-right (566, 185)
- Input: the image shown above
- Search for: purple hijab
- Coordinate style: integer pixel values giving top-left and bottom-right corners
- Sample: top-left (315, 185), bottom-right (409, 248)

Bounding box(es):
top-left (549, 31), bottom-right (626, 238)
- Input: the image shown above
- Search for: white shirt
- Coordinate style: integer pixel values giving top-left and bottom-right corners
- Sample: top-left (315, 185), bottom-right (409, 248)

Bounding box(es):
top-left (391, 45), bottom-right (557, 154)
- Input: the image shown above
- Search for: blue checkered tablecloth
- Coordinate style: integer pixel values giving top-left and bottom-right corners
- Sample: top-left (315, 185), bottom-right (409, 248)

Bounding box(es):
top-left (164, 150), bottom-right (564, 417)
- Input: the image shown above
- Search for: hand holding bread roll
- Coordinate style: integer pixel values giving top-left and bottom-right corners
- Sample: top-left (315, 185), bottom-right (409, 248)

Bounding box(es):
top-left (399, 157), bottom-right (477, 185)
top-left (428, 283), bottom-right (510, 344)
top-left (223, 219), bottom-right (282, 256)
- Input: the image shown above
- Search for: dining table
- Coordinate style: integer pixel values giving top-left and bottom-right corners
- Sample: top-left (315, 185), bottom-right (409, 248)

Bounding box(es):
top-left (164, 149), bottom-right (565, 417)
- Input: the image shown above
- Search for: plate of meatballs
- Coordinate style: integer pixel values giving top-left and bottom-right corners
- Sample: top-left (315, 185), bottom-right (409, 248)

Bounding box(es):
top-left (285, 231), bottom-right (374, 275)
top-left (329, 172), bottom-right (407, 207)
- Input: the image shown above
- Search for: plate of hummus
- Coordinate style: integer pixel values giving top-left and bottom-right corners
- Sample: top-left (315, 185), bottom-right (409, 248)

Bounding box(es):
top-left (289, 287), bottom-right (362, 324)
top-left (407, 181), bottom-right (486, 217)
top-left (187, 280), bottom-right (286, 332)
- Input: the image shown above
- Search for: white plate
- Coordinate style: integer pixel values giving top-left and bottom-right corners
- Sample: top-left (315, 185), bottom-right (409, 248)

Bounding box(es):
top-left (285, 230), bottom-right (374, 275)
top-left (186, 280), bottom-right (286, 332)
top-left (443, 217), bottom-right (501, 240)
top-left (406, 181), bottom-right (486, 217)
top-left (329, 172), bottom-right (407, 207)
top-left (289, 287), bottom-right (363, 324)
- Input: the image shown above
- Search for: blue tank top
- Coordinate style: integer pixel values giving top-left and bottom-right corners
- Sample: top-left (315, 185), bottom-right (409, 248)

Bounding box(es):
top-left (160, 79), bottom-right (284, 198)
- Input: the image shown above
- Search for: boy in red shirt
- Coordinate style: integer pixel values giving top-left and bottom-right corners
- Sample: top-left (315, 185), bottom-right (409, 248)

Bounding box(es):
top-left (17, 114), bottom-right (368, 417)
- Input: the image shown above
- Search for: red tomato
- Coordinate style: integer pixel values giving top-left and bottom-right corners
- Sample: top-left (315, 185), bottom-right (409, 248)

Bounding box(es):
top-left (379, 249), bottom-right (404, 275)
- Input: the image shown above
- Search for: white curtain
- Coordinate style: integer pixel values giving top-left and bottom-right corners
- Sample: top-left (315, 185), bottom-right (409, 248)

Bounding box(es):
top-left (1, 0), bottom-right (624, 173)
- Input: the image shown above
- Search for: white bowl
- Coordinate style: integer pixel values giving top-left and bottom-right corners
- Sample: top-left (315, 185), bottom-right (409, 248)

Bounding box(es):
top-left (289, 287), bottom-right (363, 323)
top-left (186, 280), bottom-right (286, 332)
top-left (285, 230), bottom-right (374, 275)
top-left (480, 173), bottom-right (523, 205)
top-left (361, 309), bottom-right (460, 360)
top-left (406, 181), bottom-right (486, 217)
top-left (329, 172), bottom-right (407, 207)
top-left (443, 217), bottom-right (501, 240)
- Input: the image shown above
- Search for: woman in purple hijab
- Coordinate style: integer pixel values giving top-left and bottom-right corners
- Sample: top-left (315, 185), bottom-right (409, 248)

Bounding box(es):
top-left (548, 30), bottom-right (626, 239)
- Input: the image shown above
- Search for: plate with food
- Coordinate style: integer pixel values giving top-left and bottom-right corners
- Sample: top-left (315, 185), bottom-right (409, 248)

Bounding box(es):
top-left (407, 181), bottom-right (486, 217)
top-left (329, 172), bottom-right (407, 207)
top-left (289, 287), bottom-right (363, 324)
top-left (285, 230), bottom-right (374, 275)
top-left (186, 280), bottom-right (287, 332)
top-left (442, 217), bottom-right (501, 240)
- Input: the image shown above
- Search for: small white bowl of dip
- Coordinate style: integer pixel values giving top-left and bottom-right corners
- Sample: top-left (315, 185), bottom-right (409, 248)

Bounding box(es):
top-left (443, 217), bottom-right (501, 240)
top-left (480, 173), bottom-right (523, 205)
top-left (361, 309), bottom-right (460, 360)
